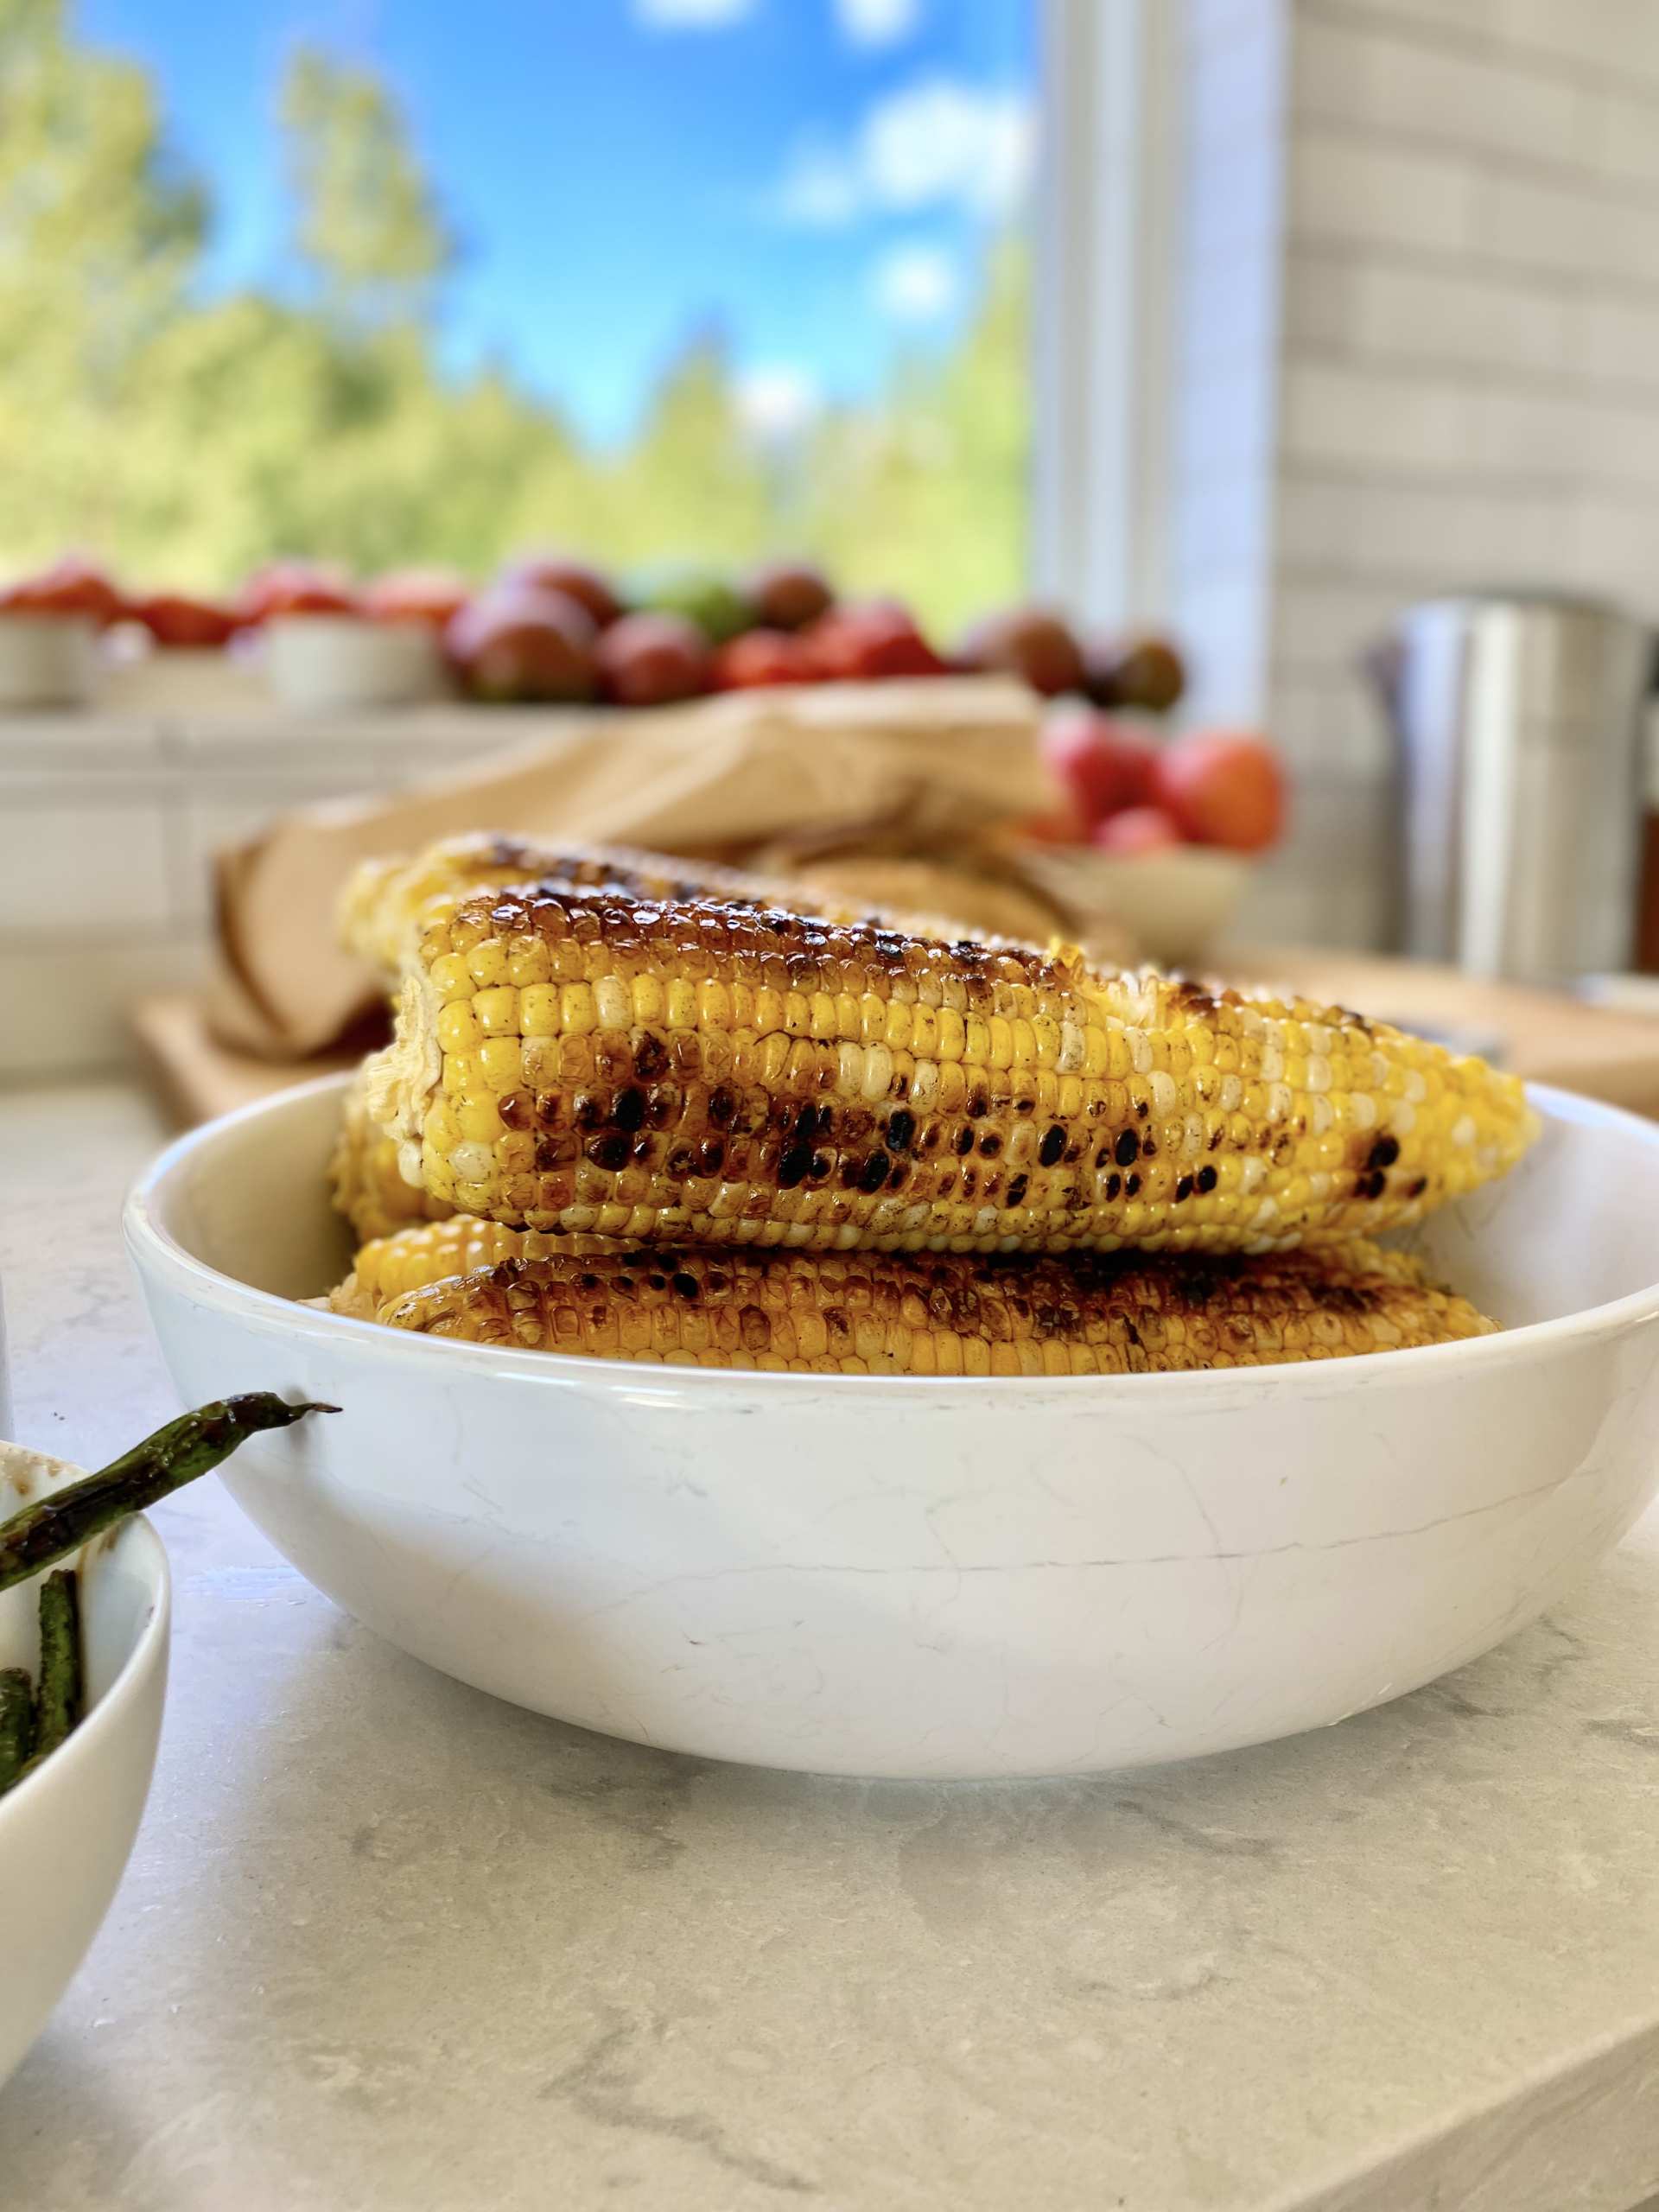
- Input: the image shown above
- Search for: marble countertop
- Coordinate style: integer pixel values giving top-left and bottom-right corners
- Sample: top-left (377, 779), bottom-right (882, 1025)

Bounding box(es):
top-left (1, 1080), bottom-right (1656, 2212)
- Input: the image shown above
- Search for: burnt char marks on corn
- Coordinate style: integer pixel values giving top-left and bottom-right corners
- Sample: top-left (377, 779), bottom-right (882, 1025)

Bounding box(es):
top-left (375, 1241), bottom-right (1498, 1375)
top-left (474, 885), bottom-right (1070, 1009)
top-left (399, 884), bottom-right (1540, 1251)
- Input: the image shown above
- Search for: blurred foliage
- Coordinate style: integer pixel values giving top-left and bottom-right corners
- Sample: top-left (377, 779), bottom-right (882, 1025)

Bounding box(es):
top-left (0, 4), bottom-right (1028, 632)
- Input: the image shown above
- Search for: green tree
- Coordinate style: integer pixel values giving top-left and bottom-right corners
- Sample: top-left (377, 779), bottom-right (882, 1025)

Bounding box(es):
top-left (586, 327), bottom-right (773, 572)
top-left (0, 0), bottom-right (205, 561)
top-left (804, 238), bottom-right (1030, 637)
top-left (0, 10), bottom-right (1032, 628)
top-left (280, 44), bottom-right (454, 332)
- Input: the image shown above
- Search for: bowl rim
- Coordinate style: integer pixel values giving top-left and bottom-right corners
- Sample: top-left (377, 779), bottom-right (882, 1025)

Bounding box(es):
top-left (124, 1070), bottom-right (1659, 1402)
top-left (0, 1497), bottom-right (169, 1827)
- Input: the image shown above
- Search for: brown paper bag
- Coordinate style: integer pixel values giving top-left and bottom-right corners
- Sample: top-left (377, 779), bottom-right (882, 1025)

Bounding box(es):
top-left (207, 676), bottom-right (1046, 1059)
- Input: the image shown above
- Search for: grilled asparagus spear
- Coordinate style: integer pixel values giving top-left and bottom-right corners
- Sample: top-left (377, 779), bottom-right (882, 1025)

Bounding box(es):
top-left (0, 1395), bottom-right (337, 1597)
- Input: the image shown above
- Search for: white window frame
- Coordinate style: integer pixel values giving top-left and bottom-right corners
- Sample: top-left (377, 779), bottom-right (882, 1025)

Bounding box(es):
top-left (1031, 0), bottom-right (1180, 627)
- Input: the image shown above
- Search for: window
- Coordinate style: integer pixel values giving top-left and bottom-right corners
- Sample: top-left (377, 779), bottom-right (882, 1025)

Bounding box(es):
top-left (4, 0), bottom-right (1052, 634)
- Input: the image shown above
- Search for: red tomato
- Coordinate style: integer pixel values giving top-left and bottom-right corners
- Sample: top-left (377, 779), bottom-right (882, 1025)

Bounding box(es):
top-left (499, 554), bottom-right (621, 631)
top-left (1040, 707), bottom-right (1159, 825)
top-left (363, 568), bottom-right (469, 631)
top-left (595, 612), bottom-right (710, 707)
top-left (130, 594), bottom-right (239, 650)
top-left (1092, 805), bottom-right (1183, 855)
top-left (957, 604), bottom-right (1085, 697)
top-left (445, 584), bottom-right (598, 703)
top-left (801, 601), bottom-right (944, 681)
top-left (2, 556), bottom-right (125, 626)
top-left (1153, 729), bottom-right (1285, 853)
top-left (712, 629), bottom-right (814, 689)
top-left (238, 562), bottom-right (358, 622)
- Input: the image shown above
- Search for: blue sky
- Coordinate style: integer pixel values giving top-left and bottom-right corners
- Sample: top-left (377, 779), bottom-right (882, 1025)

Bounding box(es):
top-left (80, 0), bottom-right (1036, 446)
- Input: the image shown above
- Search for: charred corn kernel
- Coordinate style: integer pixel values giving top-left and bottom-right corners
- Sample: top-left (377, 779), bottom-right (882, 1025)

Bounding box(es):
top-left (361, 889), bottom-right (1539, 1254)
top-left (370, 1242), bottom-right (1497, 1373)
top-left (328, 1067), bottom-right (454, 1243)
top-left (338, 834), bottom-right (1014, 986)
top-left (323, 1217), bottom-right (631, 1319)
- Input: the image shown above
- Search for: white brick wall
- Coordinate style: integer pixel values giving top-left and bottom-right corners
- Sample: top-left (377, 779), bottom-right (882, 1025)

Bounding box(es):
top-left (0, 709), bottom-right (550, 1077)
top-left (1180, 0), bottom-right (1659, 949)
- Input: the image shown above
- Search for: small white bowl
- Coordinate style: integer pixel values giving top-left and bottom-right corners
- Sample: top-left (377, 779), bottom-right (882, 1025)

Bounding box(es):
top-left (1018, 844), bottom-right (1251, 967)
top-left (0, 1448), bottom-right (168, 2088)
top-left (0, 614), bottom-right (97, 710)
top-left (262, 613), bottom-right (445, 711)
top-left (125, 1073), bottom-right (1659, 1779)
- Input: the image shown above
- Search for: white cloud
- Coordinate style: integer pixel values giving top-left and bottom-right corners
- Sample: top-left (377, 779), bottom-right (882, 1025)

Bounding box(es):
top-left (633, 0), bottom-right (755, 26)
top-left (836, 0), bottom-right (921, 47)
top-left (770, 76), bottom-right (1034, 227)
top-left (771, 141), bottom-right (862, 226)
top-left (872, 243), bottom-right (960, 322)
top-left (861, 79), bottom-right (1033, 217)
top-left (735, 365), bottom-right (822, 439)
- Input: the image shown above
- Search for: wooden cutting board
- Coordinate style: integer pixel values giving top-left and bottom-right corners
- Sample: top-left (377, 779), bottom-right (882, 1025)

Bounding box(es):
top-left (130, 956), bottom-right (1659, 1130)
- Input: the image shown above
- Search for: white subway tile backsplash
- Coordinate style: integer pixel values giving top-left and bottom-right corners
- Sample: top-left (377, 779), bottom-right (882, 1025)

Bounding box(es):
top-left (0, 799), bottom-right (172, 934)
top-left (1471, 383), bottom-right (1659, 486)
top-left (1573, 294), bottom-right (1659, 387)
top-left (1304, 0), bottom-right (1502, 41)
top-left (1291, 131), bottom-right (1478, 254)
top-left (1558, 500), bottom-right (1659, 608)
top-left (1230, 769), bottom-right (1396, 950)
top-left (1289, 252), bottom-right (1572, 375)
top-left (1273, 578), bottom-right (1409, 673)
top-left (1590, 88), bottom-right (1659, 191)
top-left (0, 933), bottom-right (204, 1077)
top-left (1472, 168), bottom-right (1659, 284)
top-left (1186, 0), bottom-right (1659, 954)
top-left (1319, 0), bottom-right (1659, 85)
top-left (1493, 0), bottom-right (1659, 86)
top-left (1277, 475), bottom-right (1570, 582)
top-left (1295, 15), bottom-right (1588, 167)
top-left (1283, 361), bottom-right (1471, 469)
top-left (1266, 674), bottom-right (1395, 772)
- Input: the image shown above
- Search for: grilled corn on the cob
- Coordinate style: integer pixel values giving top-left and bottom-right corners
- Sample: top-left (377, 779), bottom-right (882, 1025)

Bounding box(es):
top-left (327, 1216), bottom-right (611, 1319)
top-left (368, 1243), bottom-right (1497, 1375)
top-left (330, 1067), bottom-right (454, 1243)
top-left (340, 834), bottom-right (991, 983)
top-left (362, 887), bottom-right (1537, 1254)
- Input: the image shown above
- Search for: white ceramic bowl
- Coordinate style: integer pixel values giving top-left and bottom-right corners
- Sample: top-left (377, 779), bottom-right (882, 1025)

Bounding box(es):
top-left (262, 613), bottom-right (445, 710)
top-left (126, 1073), bottom-right (1659, 1780)
top-left (0, 1449), bottom-right (168, 2088)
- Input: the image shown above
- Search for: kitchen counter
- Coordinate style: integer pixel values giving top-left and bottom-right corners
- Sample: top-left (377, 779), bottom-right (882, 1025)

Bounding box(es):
top-left (1, 1081), bottom-right (1656, 2212)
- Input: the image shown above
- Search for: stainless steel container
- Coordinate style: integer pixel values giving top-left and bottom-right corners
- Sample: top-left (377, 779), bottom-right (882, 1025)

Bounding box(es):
top-left (1369, 593), bottom-right (1652, 984)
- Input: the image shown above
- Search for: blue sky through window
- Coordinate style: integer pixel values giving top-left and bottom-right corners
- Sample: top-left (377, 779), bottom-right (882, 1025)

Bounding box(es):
top-left (81, 0), bottom-right (1037, 447)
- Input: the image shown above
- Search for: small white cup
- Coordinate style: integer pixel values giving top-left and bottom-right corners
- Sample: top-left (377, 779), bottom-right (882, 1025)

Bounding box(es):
top-left (0, 615), bottom-right (96, 709)
top-left (263, 613), bottom-right (446, 712)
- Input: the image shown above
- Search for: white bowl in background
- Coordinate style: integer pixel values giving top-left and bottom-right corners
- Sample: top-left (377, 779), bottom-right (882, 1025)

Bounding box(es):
top-left (0, 614), bottom-right (97, 710)
top-left (262, 613), bottom-right (446, 711)
top-left (1017, 843), bottom-right (1252, 968)
top-left (125, 1072), bottom-right (1659, 1780)
top-left (0, 1449), bottom-right (168, 2088)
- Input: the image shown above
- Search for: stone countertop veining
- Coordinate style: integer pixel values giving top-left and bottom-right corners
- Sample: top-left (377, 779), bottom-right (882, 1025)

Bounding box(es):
top-left (0, 1081), bottom-right (1656, 2212)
